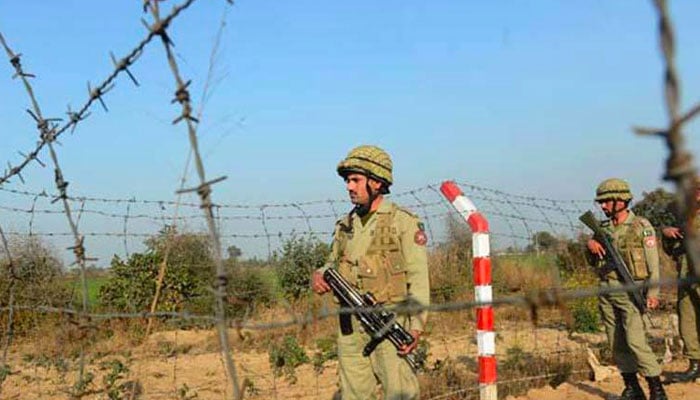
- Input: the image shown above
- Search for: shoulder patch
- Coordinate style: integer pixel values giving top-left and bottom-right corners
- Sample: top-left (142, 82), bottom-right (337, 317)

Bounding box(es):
top-left (414, 229), bottom-right (428, 246)
top-left (644, 236), bottom-right (656, 248)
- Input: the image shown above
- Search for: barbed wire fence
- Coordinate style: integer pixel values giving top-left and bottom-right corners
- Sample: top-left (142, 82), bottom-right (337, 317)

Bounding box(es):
top-left (0, 1), bottom-right (698, 399)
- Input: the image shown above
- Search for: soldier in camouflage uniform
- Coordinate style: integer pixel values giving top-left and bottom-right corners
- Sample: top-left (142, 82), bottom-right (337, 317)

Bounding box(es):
top-left (661, 178), bottom-right (700, 383)
top-left (587, 178), bottom-right (667, 400)
top-left (311, 145), bottom-right (429, 400)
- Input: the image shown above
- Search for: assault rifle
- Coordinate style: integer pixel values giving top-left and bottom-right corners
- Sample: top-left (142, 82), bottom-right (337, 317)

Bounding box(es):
top-left (323, 268), bottom-right (422, 372)
top-left (579, 210), bottom-right (647, 314)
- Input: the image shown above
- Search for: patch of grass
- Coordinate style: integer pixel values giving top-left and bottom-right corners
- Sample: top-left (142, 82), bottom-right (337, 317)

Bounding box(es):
top-left (493, 253), bottom-right (560, 294)
top-left (66, 274), bottom-right (110, 310)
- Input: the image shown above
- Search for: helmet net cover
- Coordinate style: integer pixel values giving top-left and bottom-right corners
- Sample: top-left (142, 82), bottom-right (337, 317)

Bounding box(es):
top-left (595, 178), bottom-right (633, 202)
top-left (337, 145), bottom-right (393, 193)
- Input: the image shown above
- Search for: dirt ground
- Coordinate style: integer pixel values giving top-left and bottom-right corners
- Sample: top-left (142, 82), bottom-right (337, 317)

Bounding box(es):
top-left (2, 312), bottom-right (699, 399)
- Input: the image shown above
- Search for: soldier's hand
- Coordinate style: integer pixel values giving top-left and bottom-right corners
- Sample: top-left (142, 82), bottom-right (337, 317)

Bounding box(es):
top-left (587, 239), bottom-right (605, 258)
top-left (311, 270), bottom-right (331, 294)
top-left (398, 330), bottom-right (421, 356)
top-left (647, 296), bottom-right (660, 310)
top-left (662, 227), bottom-right (683, 239)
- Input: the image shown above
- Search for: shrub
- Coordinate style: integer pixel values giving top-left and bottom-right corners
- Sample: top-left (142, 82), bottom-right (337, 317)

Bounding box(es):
top-left (0, 236), bottom-right (70, 335)
top-left (99, 227), bottom-right (214, 314)
top-left (563, 271), bottom-right (600, 333)
top-left (428, 216), bottom-right (472, 303)
top-left (225, 264), bottom-right (273, 319)
top-left (268, 335), bottom-right (309, 383)
top-left (274, 235), bottom-right (329, 300)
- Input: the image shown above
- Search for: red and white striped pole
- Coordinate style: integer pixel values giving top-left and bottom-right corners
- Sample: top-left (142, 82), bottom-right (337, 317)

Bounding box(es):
top-left (440, 181), bottom-right (497, 400)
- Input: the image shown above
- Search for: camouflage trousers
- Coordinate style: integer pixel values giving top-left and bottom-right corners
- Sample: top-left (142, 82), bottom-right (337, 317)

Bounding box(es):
top-left (336, 318), bottom-right (418, 400)
top-left (678, 281), bottom-right (700, 360)
top-left (598, 280), bottom-right (661, 376)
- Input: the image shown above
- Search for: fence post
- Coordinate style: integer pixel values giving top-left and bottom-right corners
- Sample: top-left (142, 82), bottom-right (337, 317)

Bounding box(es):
top-left (440, 180), bottom-right (497, 400)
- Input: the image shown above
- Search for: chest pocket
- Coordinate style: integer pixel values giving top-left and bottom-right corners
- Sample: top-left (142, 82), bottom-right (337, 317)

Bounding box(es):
top-left (355, 211), bottom-right (408, 304)
top-left (619, 223), bottom-right (649, 280)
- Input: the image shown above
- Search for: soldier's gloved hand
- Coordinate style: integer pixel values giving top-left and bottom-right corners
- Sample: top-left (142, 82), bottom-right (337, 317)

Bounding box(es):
top-left (398, 330), bottom-right (421, 356)
top-left (587, 239), bottom-right (606, 258)
top-left (662, 227), bottom-right (683, 239)
top-left (311, 270), bottom-right (331, 294)
top-left (647, 296), bottom-right (660, 310)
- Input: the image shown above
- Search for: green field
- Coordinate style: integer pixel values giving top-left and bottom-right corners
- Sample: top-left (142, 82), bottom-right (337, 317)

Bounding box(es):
top-left (66, 274), bottom-right (110, 309)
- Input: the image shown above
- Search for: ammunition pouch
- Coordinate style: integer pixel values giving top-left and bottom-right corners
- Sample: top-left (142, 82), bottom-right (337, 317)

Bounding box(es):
top-left (356, 253), bottom-right (407, 304)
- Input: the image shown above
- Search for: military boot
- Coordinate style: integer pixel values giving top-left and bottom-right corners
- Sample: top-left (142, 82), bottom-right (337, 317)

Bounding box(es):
top-left (645, 376), bottom-right (667, 400)
top-left (672, 358), bottom-right (700, 382)
top-left (620, 373), bottom-right (646, 400)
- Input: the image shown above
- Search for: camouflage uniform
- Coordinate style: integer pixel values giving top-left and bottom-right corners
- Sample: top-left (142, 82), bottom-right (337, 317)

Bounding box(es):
top-left (662, 202), bottom-right (700, 379)
top-left (589, 178), bottom-right (666, 400)
top-left (596, 210), bottom-right (661, 376)
top-left (321, 145), bottom-right (429, 400)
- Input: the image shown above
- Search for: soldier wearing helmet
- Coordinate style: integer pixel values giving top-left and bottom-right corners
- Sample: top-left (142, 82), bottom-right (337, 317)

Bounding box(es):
top-left (661, 175), bottom-right (700, 384)
top-left (312, 145), bottom-right (429, 400)
top-left (587, 178), bottom-right (667, 400)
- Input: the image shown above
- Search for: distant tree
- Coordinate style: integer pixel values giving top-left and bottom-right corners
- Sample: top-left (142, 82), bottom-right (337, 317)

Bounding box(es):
top-left (0, 236), bottom-right (68, 308)
top-left (631, 187), bottom-right (677, 228)
top-left (227, 245), bottom-right (242, 261)
top-left (531, 231), bottom-right (558, 252)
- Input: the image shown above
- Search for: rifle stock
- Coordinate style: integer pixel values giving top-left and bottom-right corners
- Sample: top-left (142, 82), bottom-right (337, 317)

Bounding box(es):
top-left (323, 268), bottom-right (422, 372)
top-left (579, 210), bottom-right (647, 314)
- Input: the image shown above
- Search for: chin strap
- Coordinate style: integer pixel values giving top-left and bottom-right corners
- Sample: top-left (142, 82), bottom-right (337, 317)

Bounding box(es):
top-left (355, 181), bottom-right (381, 217)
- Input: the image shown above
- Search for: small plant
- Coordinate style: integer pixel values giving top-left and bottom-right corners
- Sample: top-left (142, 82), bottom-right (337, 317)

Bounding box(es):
top-left (71, 371), bottom-right (95, 397)
top-left (570, 298), bottom-right (600, 333)
top-left (242, 377), bottom-right (260, 396)
top-left (156, 340), bottom-right (193, 358)
top-left (564, 271), bottom-right (600, 333)
top-left (312, 336), bottom-right (337, 374)
top-left (268, 335), bottom-right (310, 383)
top-left (178, 383), bottom-right (198, 399)
top-left (0, 363), bottom-right (12, 385)
top-left (99, 359), bottom-right (129, 400)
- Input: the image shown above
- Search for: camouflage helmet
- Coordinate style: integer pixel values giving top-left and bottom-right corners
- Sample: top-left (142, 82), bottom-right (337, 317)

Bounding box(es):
top-left (337, 145), bottom-right (393, 190)
top-left (595, 178), bottom-right (633, 202)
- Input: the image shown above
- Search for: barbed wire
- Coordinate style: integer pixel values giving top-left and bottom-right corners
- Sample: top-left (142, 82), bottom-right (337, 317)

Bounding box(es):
top-left (0, 28), bottom-right (96, 388)
top-left (0, 223), bottom-right (16, 400)
top-left (1, 276), bottom-right (693, 333)
top-left (1, 2), bottom-right (698, 399)
top-left (0, 0), bottom-right (204, 187)
top-left (144, 0), bottom-right (241, 398)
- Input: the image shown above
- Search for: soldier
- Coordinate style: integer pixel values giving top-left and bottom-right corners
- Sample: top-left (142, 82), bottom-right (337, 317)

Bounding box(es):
top-left (587, 178), bottom-right (667, 400)
top-left (661, 178), bottom-right (700, 383)
top-left (311, 145), bottom-right (429, 400)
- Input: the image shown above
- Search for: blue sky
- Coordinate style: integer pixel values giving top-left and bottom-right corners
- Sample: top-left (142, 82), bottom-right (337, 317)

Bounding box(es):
top-left (1, 1), bottom-right (700, 261)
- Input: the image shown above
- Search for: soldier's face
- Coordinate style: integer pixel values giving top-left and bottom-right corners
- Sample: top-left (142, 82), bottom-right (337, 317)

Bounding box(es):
top-left (597, 199), bottom-right (624, 217)
top-left (344, 173), bottom-right (382, 206)
top-left (345, 173), bottom-right (370, 205)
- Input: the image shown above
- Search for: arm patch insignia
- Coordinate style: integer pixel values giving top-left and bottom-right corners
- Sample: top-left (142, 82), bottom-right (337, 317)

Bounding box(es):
top-left (414, 229), bottom-right (428, 246)
top-left (644, 236), bottom-right (656, 248)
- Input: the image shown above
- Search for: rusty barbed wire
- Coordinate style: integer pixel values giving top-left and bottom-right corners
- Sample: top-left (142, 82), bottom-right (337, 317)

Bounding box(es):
top-left (144, 0), bottom-right (241, 397)
top-left (0, 31), bottom-right (96, 387)
top-left (0, 223), bottom-right (16, 399)
top-left (634, 0), bottom-right (700, 279)
top-left (0, 276), bottom-right (695, 333)
top-left (0, 0), bottom-right (201, 187)
top-left (0, 182), bottom-right (588, 210)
